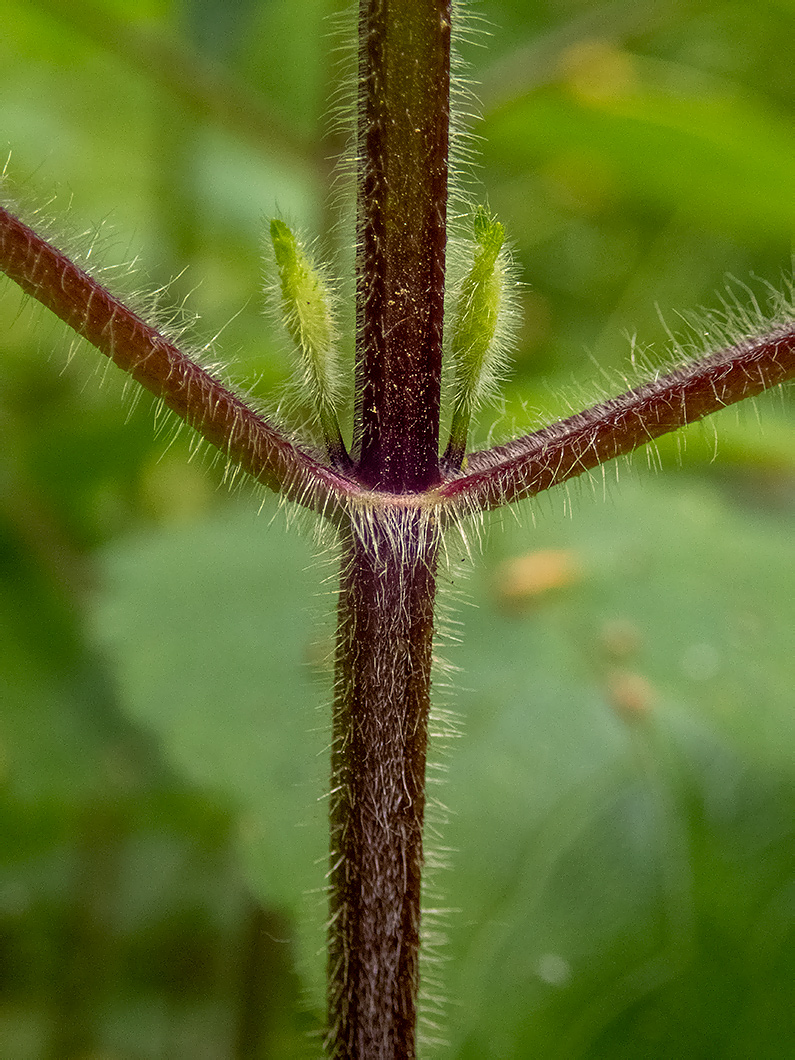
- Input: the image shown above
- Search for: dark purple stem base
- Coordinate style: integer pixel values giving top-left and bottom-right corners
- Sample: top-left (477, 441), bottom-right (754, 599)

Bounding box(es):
top-left (327, 512), bottom-right (438, 1060)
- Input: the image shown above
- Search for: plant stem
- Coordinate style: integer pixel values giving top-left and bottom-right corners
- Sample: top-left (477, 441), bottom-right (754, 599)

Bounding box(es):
top-left (355, 0), bottom-right (451, 492)
top-left (3, 9), bottom-right (792, 1054)
top-left (328, 513), bottom-right (438, 1059)
top-left (326, 2), bottom-right (451, 1055)
top-left (439, 324), bottom-right (795, 511)
top-left (0, 204), bottom-right (347, 511)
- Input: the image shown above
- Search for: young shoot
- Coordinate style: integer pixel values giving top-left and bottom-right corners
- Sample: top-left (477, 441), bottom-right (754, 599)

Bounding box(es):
top-left (269, 218), bottom-right (348, 468)
top-left (444, 205), bottom-right (511, 470)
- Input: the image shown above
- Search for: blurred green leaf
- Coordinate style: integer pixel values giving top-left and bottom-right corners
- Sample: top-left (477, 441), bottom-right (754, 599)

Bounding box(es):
top-left (88, 501), bottom-right (332, 1003)
top-left (441, 474), bottom-right (795, 1056)
top-left (486, 80), bottom-right (795, 240)
top-left (89, 503), bottom-right (329, 907)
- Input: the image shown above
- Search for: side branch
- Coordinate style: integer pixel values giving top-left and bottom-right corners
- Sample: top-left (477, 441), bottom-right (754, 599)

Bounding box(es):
top-left (0, 204), bottom-right (349, 515)
top-left (438, 326), bottom-right (795, 513)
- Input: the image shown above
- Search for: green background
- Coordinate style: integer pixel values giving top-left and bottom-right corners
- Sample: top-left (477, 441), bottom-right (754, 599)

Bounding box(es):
top-left (1, 0), bottom-right (793, 1056)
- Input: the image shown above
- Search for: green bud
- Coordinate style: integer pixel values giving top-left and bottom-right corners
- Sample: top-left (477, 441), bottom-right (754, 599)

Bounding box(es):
top-left (445, 206), bottom-right (507, 469)
top-left (269, 219), bottom-right (347, 465)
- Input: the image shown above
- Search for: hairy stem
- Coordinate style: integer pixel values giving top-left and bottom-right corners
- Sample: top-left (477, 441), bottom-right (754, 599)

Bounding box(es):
top-left (6, 11), bottom-right (792, 1057)
top-left (439, 324), bottom-right (795, 512)
top-left (0, 204), bottom-right (348, 513)
top-left (354, 0), bottom-right (451, 491)
top-left (328, 513), bottom-right (438, 1060)
top-left (323, 3), bottom-right (451, 1055)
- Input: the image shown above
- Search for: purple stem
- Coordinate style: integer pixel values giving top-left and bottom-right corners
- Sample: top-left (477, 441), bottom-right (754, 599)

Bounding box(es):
top-left (438, 325), bottom-right (795, 512)
top-left (328, 514), bottom-right (437, 1060)
top-left (354, 0), bottom-right (451, 492)
top-left (0, 203), bottom-right (348, 514)
top-left (326, 2), bottom-right (451, 1056)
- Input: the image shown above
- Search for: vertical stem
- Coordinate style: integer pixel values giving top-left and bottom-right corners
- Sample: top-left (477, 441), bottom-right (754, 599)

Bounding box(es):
top-left (327, 2), bottom-right (450, 1053)
top-left (355, 0), bottom-right (451, 491)
top-left (328, 513), bottom-right (438, 1059)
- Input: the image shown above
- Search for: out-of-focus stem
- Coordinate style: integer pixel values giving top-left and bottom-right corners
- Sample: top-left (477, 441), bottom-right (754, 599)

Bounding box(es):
top-left (33, 0), bottom-right (313, 169)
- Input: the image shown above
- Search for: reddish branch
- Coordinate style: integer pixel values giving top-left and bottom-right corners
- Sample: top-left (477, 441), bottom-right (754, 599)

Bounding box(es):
top-left (0, 203), bottom-right (349, 514)
top-left (438, 327), bottom-right (795, 512)
top-left (3, 200), bottom-right (791, 526)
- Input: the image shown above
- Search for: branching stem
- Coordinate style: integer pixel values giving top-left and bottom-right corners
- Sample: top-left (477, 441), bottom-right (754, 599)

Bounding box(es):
top-left (325, 2), bottom-right (451, 1056)
top-left (439, 326), bottom-right (795, 512)
top-left (0, 204), bottom-right (347, 513)
top-left (0, 7), bottom-right (792, 1058)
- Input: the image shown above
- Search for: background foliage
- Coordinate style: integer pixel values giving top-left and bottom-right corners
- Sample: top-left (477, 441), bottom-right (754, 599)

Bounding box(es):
top-left (1, 0), bottom-right (793, 1056)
